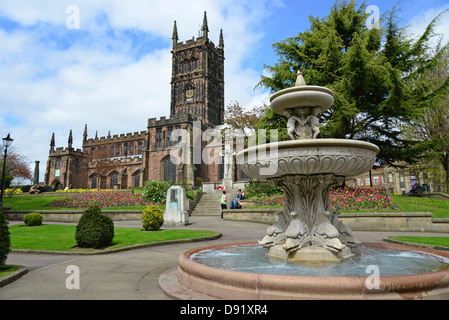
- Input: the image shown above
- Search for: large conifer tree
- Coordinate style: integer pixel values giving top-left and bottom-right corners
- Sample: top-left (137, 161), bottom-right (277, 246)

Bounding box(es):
top-left (257, 1), bottom-right (449, 166)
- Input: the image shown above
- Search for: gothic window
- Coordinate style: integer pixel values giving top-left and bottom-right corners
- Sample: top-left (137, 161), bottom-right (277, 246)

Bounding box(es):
top-left (129, 143), bottom-right (135, 156)
top-left (182, 58), bottom-right (197, 74)
top-left (137, 141), bottom-right (143, 154)
top-left (115, 144), bottom-right (120, 157)
top-left (167, 127), bottom-right (173, 147)
top-left (162, 157), bottom-right (176, 182)
top-left (110, 172), bottom-right (119, 189)
top-left (156, 129), bottom-right (163, 149)
top-left (175, 126), bottom-right (182, 144)
top-left (124, 143), bottom-right (128, 157)
top-left (55, 158), bottom-right (62, 169)
top-left (91, 174), bottom-right (98, 189)
top-left (133, 172), bottom-right (140, 187)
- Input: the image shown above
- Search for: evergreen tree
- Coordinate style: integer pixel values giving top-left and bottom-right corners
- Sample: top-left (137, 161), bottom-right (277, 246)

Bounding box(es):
top-left (0, 208), bottom-right (10, 266)
top-left (256, 1), bottom-right (449, 166)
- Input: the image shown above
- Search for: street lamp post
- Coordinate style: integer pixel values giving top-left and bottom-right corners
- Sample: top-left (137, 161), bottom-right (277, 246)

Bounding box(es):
top-left (0, 133), bottom-right (14, 208)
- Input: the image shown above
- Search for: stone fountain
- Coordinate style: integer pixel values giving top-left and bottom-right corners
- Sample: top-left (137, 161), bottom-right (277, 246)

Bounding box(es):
top-left (250, 71), bottom-right (379, 263)
top-left (160, 72), bottom-right (449, 300)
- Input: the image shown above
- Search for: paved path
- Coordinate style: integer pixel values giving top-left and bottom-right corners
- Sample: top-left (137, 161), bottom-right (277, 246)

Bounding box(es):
top-left (1, 217), bottom-right (448, 300)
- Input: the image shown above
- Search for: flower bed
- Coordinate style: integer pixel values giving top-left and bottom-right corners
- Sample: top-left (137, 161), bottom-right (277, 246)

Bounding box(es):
top-left (330, 187), bottom-right (397, 211)
top-left (55, 188), bottom-right (113, 193)
top-left (258, 187), bottom-right (397, 211)
top-left (259, 193), bottom-right (285, 207)
top-left (49, 190), bottom-right (153, 209)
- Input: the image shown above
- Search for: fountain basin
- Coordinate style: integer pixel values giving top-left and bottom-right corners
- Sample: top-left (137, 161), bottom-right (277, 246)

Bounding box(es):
top-left (174, 242), bottom-right (449, 300)
top-left (236, 139), bottom-right (379, 179)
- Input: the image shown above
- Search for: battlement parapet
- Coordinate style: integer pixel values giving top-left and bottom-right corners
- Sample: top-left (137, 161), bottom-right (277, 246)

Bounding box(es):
top-left (83, 130), bottom-right (146, 146)
top-left (147, 113), bottom-right (197, 128)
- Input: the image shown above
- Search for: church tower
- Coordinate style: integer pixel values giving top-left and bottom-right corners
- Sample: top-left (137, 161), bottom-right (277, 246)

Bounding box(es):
top-left (170, 12), bottom-right (225, 126)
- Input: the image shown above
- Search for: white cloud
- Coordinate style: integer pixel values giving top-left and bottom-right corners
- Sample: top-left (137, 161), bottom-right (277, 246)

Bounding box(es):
top-left (406, 5), bottom-right (449, 47)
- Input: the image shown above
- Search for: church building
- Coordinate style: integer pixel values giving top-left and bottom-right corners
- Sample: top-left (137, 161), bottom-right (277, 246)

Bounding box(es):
top-left (44, 12), bottom-right (226, 190)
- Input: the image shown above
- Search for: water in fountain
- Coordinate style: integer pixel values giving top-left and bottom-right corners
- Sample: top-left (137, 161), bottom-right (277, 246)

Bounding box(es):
top-left (191, 243), bottom-right (449, 277)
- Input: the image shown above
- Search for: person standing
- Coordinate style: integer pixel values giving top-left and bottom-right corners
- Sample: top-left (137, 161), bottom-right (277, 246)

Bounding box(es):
top-left (221, 191), bottom-right (227, 218)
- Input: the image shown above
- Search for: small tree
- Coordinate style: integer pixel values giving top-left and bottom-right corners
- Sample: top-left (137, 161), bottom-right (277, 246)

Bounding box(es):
top-left (0, 146), bottom-right (33, 187)
top-left (0, 208), bottom-right (10, 265)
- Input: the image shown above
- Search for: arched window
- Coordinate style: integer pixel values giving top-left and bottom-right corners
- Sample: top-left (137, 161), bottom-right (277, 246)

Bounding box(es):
top-left (90, 174), bottom-right (98, 189)
top-left (132, 171), bottom-right (141, 188)
top-left (162, 157), bottom-right (176, 182)
top-left (110, 172), bottom-right (119, 189)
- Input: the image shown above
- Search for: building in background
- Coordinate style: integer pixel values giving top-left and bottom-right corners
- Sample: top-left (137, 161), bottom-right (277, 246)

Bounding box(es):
top-left (45, 12), bottom-right (225, 190)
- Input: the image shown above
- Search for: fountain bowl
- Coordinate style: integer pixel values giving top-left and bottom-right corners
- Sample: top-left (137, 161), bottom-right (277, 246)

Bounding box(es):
top-left (270, 85), bottom-right (334, 115)
top-left (165, 242), bottom-right (449, 300)
top-left (236, 139), bottom-right (380, 179)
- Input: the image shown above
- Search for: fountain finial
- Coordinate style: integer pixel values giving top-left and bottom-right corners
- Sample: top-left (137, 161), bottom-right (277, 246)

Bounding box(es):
top-left (295, 71), bottom-right (306, 86)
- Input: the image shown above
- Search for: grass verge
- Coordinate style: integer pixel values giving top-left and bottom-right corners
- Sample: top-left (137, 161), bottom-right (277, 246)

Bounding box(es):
top-left (0, 265), bottom-right (19, 278)
top-left (388, 236), bottom-right (449, 248)
top-left (389, 195), bottom-right (449, 218)
top-left (9, 224), bottom-right (219, 253)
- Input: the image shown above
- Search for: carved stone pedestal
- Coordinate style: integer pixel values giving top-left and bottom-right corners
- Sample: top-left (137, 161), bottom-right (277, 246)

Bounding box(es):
top-left (267, 244), bottom-right (355, 264)
top-left (258, 173), bottom-right (360, 264)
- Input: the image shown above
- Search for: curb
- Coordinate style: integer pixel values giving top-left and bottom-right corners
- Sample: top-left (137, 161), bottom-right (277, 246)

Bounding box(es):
top-left (383, 237), bottom-right (449, 252)
top-left (10, 232), bottom-right (222, 256)
top-left (0, 265), bottom-right (27, 288)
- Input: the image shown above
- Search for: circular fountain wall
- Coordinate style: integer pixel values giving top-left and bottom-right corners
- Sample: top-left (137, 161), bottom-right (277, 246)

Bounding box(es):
top-left (173, 242), bottom-right (449, 300)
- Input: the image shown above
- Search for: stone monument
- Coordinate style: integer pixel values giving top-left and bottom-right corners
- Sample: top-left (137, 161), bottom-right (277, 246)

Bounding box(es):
top-left (164, 185), bottom-right (189, 226)
top-left (33, 161), bottom-right (40, 185)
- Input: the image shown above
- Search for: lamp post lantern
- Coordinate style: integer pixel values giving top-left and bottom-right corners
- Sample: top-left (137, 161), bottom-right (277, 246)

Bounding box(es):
top-left (0, 133), bottom-right (13, 208)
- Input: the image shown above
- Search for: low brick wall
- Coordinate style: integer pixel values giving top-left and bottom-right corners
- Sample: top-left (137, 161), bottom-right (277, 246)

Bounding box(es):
top-left (223, 209), bottom-right (449, 233)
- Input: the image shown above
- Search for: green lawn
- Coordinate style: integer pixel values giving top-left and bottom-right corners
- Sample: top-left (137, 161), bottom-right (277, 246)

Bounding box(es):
top-left (0, 265), bottom-right (19, 278)
top-left (389, 236), bottom-right (449, 248)
top-left (3, 195), bottom-right (66, 210)
top-left (9, 224), bottom-right (219, 252)
top-left (390, 195), bottom-right (449, 218)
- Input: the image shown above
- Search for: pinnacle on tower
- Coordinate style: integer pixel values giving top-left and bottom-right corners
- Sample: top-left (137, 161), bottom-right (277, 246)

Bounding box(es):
top-left (68, 129), bottom-right (73, 148)
top-left (219, 29), bottom-right (224, 49)
top-left (83, 124), bottom-right (88, 141)
top-left (202, 11), bottom-right (209, 38)
top-left (172, 20), bottom-right (178, 48)
top-left (50, 133), bottom-right (55, 151)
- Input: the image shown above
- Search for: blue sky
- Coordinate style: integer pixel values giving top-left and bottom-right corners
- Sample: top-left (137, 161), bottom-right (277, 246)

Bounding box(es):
top-left (0, 0), bottom-right (448, 183)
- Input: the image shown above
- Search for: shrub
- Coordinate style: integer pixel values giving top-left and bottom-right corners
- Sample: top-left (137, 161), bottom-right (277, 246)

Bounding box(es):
top-left (244, 180), bottom-right (282, 199)
top-left (0, 208), bottom-right (10, 265)
top-left (75, 205), bottom-right (114, 249)
top-left (185, 189), bottom-right (197, 201)
top-left (23, 212), bottom-right (43, 226)
top-left (5, 187), bottom-right (23, 196)
top-left (142, 204), bottom-right (164, 231)
top-left (142, 180), bottom-right (171, 203)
